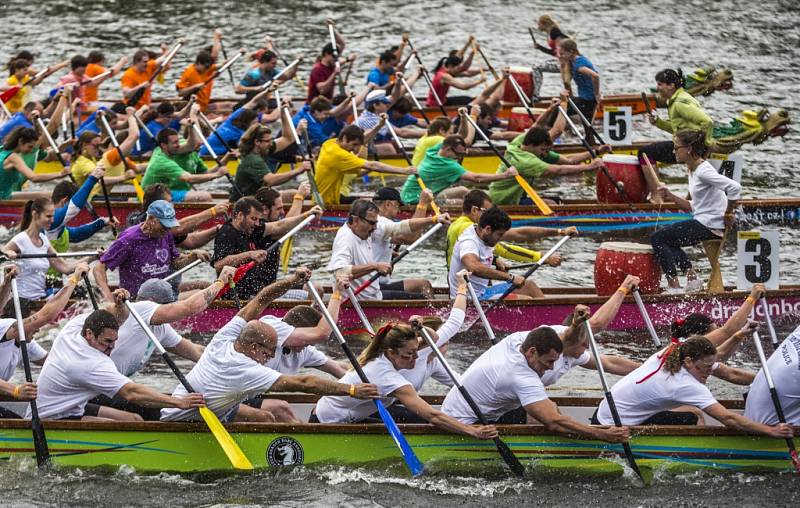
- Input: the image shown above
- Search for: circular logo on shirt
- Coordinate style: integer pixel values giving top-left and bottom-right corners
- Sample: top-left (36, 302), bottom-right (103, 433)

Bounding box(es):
top-left (266, 436), bottom-right (304, 467)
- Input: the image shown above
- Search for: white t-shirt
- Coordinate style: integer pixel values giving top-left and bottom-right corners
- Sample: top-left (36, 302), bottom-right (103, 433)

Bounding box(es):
top-left (161, 317), bottom-right (282, 422)
top-left (744, 325), bottom-right (800, 425)
top-left (260, 315), bottom-right (329, 374)
top-left (441, 333), bottom-right (549, 423)
top-left (315, 354), bottom-right (410, 423)
top-left (110, 301), bottom-right (183, 377)
top-left (504, 325), bottom-right (592, 387)
top-left (327, 223), bottom-right (382, 301)
top-left (596, 348), bottom-right (718, 425)
top-left (31, 313), bottom-right (131, 419)
top-left (689, 160), bottom-right (741, 230)
top-left (398, 308), bottom-right (464, 391)
top-left (11, 231), bottom-right (51, 300)
top-left (448, 225), bottom-right (495, 298)
top-left (0, 318), bottom-right (48, 381)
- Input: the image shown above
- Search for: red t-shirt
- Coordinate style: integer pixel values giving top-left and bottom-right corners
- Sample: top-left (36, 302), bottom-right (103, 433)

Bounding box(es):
top-left (426, 68), bottom-right (450, 107)
top-left (307, 61), bottom-right (335, 103)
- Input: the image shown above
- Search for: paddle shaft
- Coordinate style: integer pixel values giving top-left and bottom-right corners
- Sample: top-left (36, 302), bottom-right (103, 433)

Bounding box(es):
top-left (632, 288), bottom-right (662, 347)
top-left (327, 23), bottom-right (346, 95)
top-left (163, 258), bottom-right (204, 282)
top-left (191, 120), bottom-right (243, 197)
top-left (83, 273), bottom-right (99, 310)
top-left (98, 112), bottom-right (134, 236)
top-left (259, 58), bottom-right (301, 91)
top-left (405, 38), bottom-right (447, 116)
top-left (352, 222), bottom-right (443, 297)
top-left (566, 97), bottom-right (605, 146)
top-left (584, 320), bottom-right (643, 480)
top-left (127, 41), bottom-right (183, 106)
top-left (399, 76), bottom-right (430, 123)
top-left (2, 251), bottom-right (96, 260)
top-left (641, 92), bottom-right (654, 117)
top-left (10, 279), bottom-right (50, 467)
top-left (760, 298), bottom-right (780, 348)
top-left (752, 332), bottom-right (800, 474)
top-left (473, 43), bottom-right (499, 80)
top-left (219, 39), bottom-right (236, 87)
top-left (284, 105), bottom-right (325, 208)
top-left (268, 40), bottom-right (307, 89)
top-left (345, 287), bottom-right (375, 335)
top-left (416, 325), bottom-right (524, 476)
top-left (35, 117), bottom-right (69, 170)
top-left (465, 274), bottom-right (497, 344)
top-left (508, 74), bottom-right (535, 119)
top-left (307, 283), bottom-right (425, 476)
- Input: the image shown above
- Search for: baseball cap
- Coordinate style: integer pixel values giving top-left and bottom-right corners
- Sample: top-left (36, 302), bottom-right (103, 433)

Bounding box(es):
top-left (146, 200), bottom-right (180, 228)
top-left (365, 90), bottom-right (391, 107)
top-left (373, 187), bottom-right (403, 205)
top-left (137, 278), bottom-right (177, 304)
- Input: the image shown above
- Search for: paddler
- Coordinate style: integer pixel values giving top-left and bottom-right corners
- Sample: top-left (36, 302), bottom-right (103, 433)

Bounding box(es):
top-left (175, 29), bottom-right (222, 112)
top-left (314, 124), bottom-right (417, 206)
top-left (212, 195), bottom-right (322, 300)
top-left (0, 100), bottom-right (42, 141)
top-left (120, 46), bottom-right (172, 109)
top-left (32, 296), bottom-right (206, 421)
top-left (439, 324), bottom-right (628, 444)
top-left (0, 126), bottom-right (71, 200)
top-left (399, 134), bottom-right (518, 205)
top-left (161, 268), bottom-right (379, 424)
top-left (197, 86), bottom-right (278, 157)
top-left (292, 89), bottom-right (372, 150)
top-left (558, 38), bottom-right (601, 120)
top-left (744, 323), bottom-right (800, 425)
top-left (307, 18), bottom-right (349, 103)
top-left (426, 49), bottom-right (486, 107)
top-left (355, 90), bottom-right (424, 155)
top-left (328, 199), bottom-right (449, 301)
top-left (236, 50), bottom-right (296, 101)
top-left (531, 14), bottom-right (569, 99)
top-left (410, 110), bottom-right (474, 167)
top-left (446, 189), bottom-right (574, 273)
top-left (83, 51), bottom-right (127, 109)
top-left (650, 129), bottom-right (739, 292)
top-left (131, 101), bottom-right (193, 156)
top-left (6, 58), bottom-right (69, 113)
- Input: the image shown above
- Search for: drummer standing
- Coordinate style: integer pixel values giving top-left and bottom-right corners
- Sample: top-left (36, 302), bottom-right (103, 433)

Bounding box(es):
top-left (558, 39), bottom-right (600, 120)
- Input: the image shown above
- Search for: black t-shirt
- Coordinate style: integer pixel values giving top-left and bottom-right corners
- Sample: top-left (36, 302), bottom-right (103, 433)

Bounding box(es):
top-left (211, 221), bottom-right (279, 298)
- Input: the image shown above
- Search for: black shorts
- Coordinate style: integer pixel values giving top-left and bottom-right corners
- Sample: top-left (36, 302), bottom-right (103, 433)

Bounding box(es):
top-left (637, 140), bottom-right (677, 165)
top-left (490, 407), bottom-right (527, 424)
top-left (589, 409), bottom-right (698, 426)
top-left (0, 405), bottom-right (22, 419)
top-left (59, 403), bottom-right (101, 421)
top-left (88, 394), bottom-right (161, 421)
top-left (379, 280), bottom-right (424, 300)
top-left (444, 96), bottom-right (473, 106)
top-left (567, 97), bottom-right (597, 121)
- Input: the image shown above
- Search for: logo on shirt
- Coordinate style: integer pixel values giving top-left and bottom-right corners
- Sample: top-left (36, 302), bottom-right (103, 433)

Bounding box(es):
top-left (155, 248), bottom-right (170, 264)
top-left (266, 436), bottom-right (304, 467)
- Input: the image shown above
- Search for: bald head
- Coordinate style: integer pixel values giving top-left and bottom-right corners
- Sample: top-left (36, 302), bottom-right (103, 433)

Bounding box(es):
top-left (234, 320), bottom-right (278, 364)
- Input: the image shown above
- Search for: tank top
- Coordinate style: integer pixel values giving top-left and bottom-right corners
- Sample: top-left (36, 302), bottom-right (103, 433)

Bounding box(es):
top-left (12, 230), bottom-right (51, 300)
top-left (426, 68), bottom-right (450, 107)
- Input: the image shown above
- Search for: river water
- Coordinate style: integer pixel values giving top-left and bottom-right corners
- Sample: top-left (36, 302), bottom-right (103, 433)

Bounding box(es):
top-left (2, 0), bottom-right (800, 505)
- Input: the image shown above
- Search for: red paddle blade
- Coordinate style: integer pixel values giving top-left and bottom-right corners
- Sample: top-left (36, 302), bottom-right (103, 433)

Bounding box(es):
top-left (0, 86), bottom-right (21, 103)
top-left (215, 261), bottom-right (256, 299)
top-left (790, 448), bottom-right (800, 477)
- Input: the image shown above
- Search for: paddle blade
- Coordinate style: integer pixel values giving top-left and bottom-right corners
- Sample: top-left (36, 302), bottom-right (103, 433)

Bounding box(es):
top-left (198, 406), bottom-right (253, 470)
top-left (494, 437), bottom-right (525, 476)
top-left (515, 175), bottom-right (553, 215)
top-left (280, 236), bottom-right (294, 274)
top-left (132, 176), bottom-right (145, 203)
top-left (373, 401), bottom-right (424, 476)
top-left (31, 410), bottom-right (50, 468)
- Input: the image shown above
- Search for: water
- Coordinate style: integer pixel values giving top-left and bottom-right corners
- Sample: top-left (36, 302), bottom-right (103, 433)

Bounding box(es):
top-left (2, 0), bottom-right (800, 505)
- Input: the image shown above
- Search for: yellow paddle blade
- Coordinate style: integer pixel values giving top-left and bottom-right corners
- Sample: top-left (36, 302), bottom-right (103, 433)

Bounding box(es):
top-left (131, 176), bottom-right (145, 203)
top-left (515, 175), bottom-right (553, 215)
top-left (280, 235), bottom-right (294, 274)
top-left (198, 406), bottom-right (254, 470)
top-left (416, 177), bottom-right (441, 215)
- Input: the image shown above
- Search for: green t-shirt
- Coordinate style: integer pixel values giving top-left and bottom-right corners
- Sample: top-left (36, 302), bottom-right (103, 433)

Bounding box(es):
top-left (488, 134), bottom-right (560, 205)
top-left (411, 134), bottom-right (445, 166)
top-left (0, 147), bottom-right (45, 199)
top-left (172, 150), bottom-right (208, 176)
top-left (142, 147), bottom-right (192, 191)
top-left (400, 142), bottom-right (466, 205)
top-left (230, 147), bottom-right (276, 202)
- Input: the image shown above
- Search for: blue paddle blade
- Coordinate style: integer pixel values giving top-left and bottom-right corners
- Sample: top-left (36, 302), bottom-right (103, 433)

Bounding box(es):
top-left (374, 400), bottom-right (424, 476)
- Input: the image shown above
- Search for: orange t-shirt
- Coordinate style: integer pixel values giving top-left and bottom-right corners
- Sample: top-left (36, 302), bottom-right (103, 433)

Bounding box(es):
top-left (83, 63), bottom-right (107, 103)
top-left (120, 60), bottom-right (158, 108)
top-left (176, 63), bottom-right (216, 111)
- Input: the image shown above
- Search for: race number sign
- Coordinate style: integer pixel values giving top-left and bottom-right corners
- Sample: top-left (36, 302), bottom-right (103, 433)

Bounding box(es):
top-left (708, 153), bottom-right (743, 183)
top-left (736, 230), bottom-right (779, 290)
top-left (602, 106), bottom-right (632, 145)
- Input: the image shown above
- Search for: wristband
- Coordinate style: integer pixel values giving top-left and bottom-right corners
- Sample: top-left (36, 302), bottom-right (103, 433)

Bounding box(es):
top-left (745, 295), bottom-right (756, 305)
top-left (348, 384), bottom-right (356, 397)
top-left (293, 194), bottom-right (304, 201)
top-left (210, 207), bottom-right (217, 217)
top-left (331, 291), bottom-right (342, 301)
top-left (617, 287), bottom-right (630, 296)
top-left (68, 276), bottom-right (80, 286)
top-left (508, 273), bottom-right (515, 283)
top-left (214, 279), bottom-right (225, 286)
top-left (416, 204), bottom-right (427, 211)
top-left (431, 214), bottom-right (438, 224)
top-left (12, 385), bottom-right (20, 399)
top-left (457, 284), bottom-right (467, 294)
top-left (557, 228), bottom-right (564, 236)
top-left (456, 290), bottom-right (467, 297)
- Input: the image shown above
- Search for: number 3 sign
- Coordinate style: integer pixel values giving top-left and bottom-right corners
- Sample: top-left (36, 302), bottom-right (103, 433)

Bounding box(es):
top-left (737, 230), bottom-right (780, 290)
top-left (602, 106), bottom-right (632, 145)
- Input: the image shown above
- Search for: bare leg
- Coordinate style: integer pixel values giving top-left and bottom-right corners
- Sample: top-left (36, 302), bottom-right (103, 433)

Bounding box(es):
top-left (640, 157), bottom-right (664, 204)
top-left (375, 143), bottom-right (399, 156)
top-left (234, 403), bottom-right (277, 423)
top-left (511, 279), bottom-right (543, 299)
top-left (402, 278), bottom-right (433, 298)
top-left (96, 405), bottom-right (144, 422)
top-left (259, 398), bottom-right (300, 423)
top-left (183, 191), bottom-right (214, 202)
top-left (437, 185), bottom-right (470, 203)
top-left (11, 191), bottom-right (51, 201)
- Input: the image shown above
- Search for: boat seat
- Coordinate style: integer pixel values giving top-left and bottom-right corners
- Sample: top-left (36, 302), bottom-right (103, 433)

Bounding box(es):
top-left (703, 237), bottom-right (725, 294)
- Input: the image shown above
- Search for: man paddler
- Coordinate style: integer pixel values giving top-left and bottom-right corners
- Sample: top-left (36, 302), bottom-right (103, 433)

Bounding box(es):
top-left (175, 29), bottom-right (223, 112)
top-left (307, 19), bottom-right (348, 103)
top-left (120, 46), bottom-right (171, 109)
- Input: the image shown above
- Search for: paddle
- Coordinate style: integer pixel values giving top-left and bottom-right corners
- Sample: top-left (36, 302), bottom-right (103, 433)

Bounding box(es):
top-left (414, 322), bottom-right (525, 476)
top-left (10, 278), bottom-right (50, 468)
top-left (351, 222), bottom-right (443, 297)
top-left (461, 114), bottom-right (553, 215)
top-left (472, 40), bottom-right (499, 81)
top-left (0, 251), bottom-right (97, 261)
top-left (382, 120), bottom-right (440, 215)
top-left (127, 40), bottom-right (184, 107)
top-left (327, 20), bottom-right (346, 96)
top-left (83, 273), bottom-right (99, 310)
top-left (180, 49), bottom-right (245, 96)
top-left (307, 283), bottom-right (424, 476)
top-left (97, 111), bottom-right (137, 236)
top-left (507, 74), bottom-right (536, 121)
top-left (471, 234), bottom-right (572, 326)
top-left (465, 274), bottom-right (497, 344)
top-left (124, 300), bottom-right (253, 469)
top-left (218, 34), bottom-right (236, 88)
top-left (0, 96), bottom-right (12, 118)
top-left (190, 121), bottom-right (243, 197)
top-left (760, 298), bottom-right (780, 349)
top-left (397, 73), bottom-right (430, 123)
top-left (350, 94), bottom-right (358, 120)
top-left (266, 36), bottom-right (308, 90)
top-left (583, 319), bottom-right (643, 480)
top-left (556, 104), bottom-right (636, 210)
top-left (404, 38), bottom-right (447, 117)
top-left (163, 258), bottom-right (204, 282)
top-left (751, 331), bottom-right (800, 475)
top-left (528, 27), bottom-right (537, 47)
top-left (284, 105), bottom-right (325, 208)
top-left (345, 286), bottom-right (375, 335)
top-left (631, 287), bottom-right (662, 347)
top-left (641, 92), bottom-right (655, 122)
top-left (566, 97), bottom-right (605, 146)
top-left (258, 57), bottom-right (303, 92)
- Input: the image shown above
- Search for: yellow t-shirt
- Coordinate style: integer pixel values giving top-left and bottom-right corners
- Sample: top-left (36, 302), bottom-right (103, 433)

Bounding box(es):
top-left (315, 138), bottom-right (366, 205)
top-left (412, 134), bottom-right (445, 167)
top-left (71, 155), bottom-right (97, 187)
top-left (71, 150), bottom-right (132, 199)
top-left (6, 75), bottom-right (31, 113)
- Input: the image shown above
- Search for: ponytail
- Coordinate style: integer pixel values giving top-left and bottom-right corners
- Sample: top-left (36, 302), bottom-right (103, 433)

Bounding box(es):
top-left (674, 129), bottom-right (709, 159)
top-left (671, 313), bottom-right (713, 340)
top-left (655, 68), bottom-right (685, 89)
top-left (663, 336), bottom-right (716, 374)
top-left (357, 322), bottom-right (416, 366)
top-left (433, 55), bottom-right (462, 73)
top-left (20, 197), bottom-right (51, 231)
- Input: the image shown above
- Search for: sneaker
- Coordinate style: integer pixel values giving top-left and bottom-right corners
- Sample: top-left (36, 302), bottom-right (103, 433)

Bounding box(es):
top-left (685, 279), bottom-right (704, 292)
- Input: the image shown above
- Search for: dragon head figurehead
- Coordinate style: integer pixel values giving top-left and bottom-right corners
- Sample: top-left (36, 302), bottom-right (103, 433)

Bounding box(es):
top-left (685, 67), bottom-right (734, 96)
top-left (711, 108), bottom-right (791, 154)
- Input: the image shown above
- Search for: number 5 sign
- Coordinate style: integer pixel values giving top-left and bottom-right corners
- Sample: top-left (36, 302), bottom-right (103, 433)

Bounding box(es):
top-left (737, 230), bottom-right (780, 290)
top-left (602, 106), bottom-right (632, 145)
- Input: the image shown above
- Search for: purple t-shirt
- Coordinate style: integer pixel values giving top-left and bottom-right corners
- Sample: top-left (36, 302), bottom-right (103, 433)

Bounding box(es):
top-left (100, 225), bottom-right (179, 296)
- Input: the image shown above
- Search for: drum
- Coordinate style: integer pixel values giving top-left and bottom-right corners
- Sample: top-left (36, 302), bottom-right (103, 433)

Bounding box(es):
top-left (594, 241), bottom-right (661, 295)
top-left (503, 66), bottom-right (534, 103)
top-left (508, 107), bottom-right (534, 132)
top-left (596, 155), bottom-right (648, 204)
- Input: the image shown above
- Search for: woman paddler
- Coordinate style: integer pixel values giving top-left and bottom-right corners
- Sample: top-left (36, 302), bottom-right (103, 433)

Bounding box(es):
top-left (650, 129), bottom-right (740, 292)
top-left (425, 52), bottom-right (486, 108)
top-left (531, 14), bottom-right (569, 99)
top-left (0, 126), bottom-right (71, 200)
top-left (312, 272), bottom-right (499, 441)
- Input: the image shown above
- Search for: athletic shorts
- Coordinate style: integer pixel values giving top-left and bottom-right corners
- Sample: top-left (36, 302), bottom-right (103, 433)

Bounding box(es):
top-left (171, 190), bottom-right (188, 203)
top-left (478, 281), bottom-right (514, 301)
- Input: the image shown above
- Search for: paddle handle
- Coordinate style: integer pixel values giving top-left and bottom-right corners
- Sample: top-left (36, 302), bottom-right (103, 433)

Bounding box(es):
top-left (346, 287), bottom-right (375, 335)
top-left (83, 274), bottom-right (99, 310)
top-left (163, 258), bottom-right (204, 282)
top-left (399, 76), bottom-right (430, 123)
top-left (760, 298), bottom-right (780, 348)
top-left (632, 288), bottom-right (661, 347)
top-left (406, 38), bottom-right (447, 115)
top-left (4, 251), bottom-right (97, 260)
top-left (35, 117), bottom-right (69, 169)
top-left (465, 275), bottom-right (497, 344)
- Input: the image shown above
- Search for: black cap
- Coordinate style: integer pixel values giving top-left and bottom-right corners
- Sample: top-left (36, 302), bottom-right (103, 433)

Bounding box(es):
top-left (373, 187), bottom-right (403, 205)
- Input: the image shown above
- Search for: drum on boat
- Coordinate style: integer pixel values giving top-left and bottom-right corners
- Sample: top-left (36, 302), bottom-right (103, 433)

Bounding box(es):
top-left (507, 107), bottom-right (534, 132)
top-left (594, 241), bottom-right (661, 295)
top-left (503, 66), bottom-right (534, 103)
top-left (597, 154), bottom-right (647, 204)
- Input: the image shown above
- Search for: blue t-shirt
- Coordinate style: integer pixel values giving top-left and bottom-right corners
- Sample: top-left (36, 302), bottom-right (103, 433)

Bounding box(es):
top-left (572, 55), bottom-right (597, 101)
top-left (240, 67), bottom-right (280, 88)
top-left (132, 118), bottom-right (181, 156)
top-left (366, 67), bottom-right (392, 87)
top-left (76, 109), bottom-right (104, 137)
top-left (390, 113), bottom-right (420, 128)
top-left (291, 104), bottom-right (344, 149)
top-left (0, 113), bottom-right (33, 141)
top-left (199, 107), bottom-right (247, 156)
